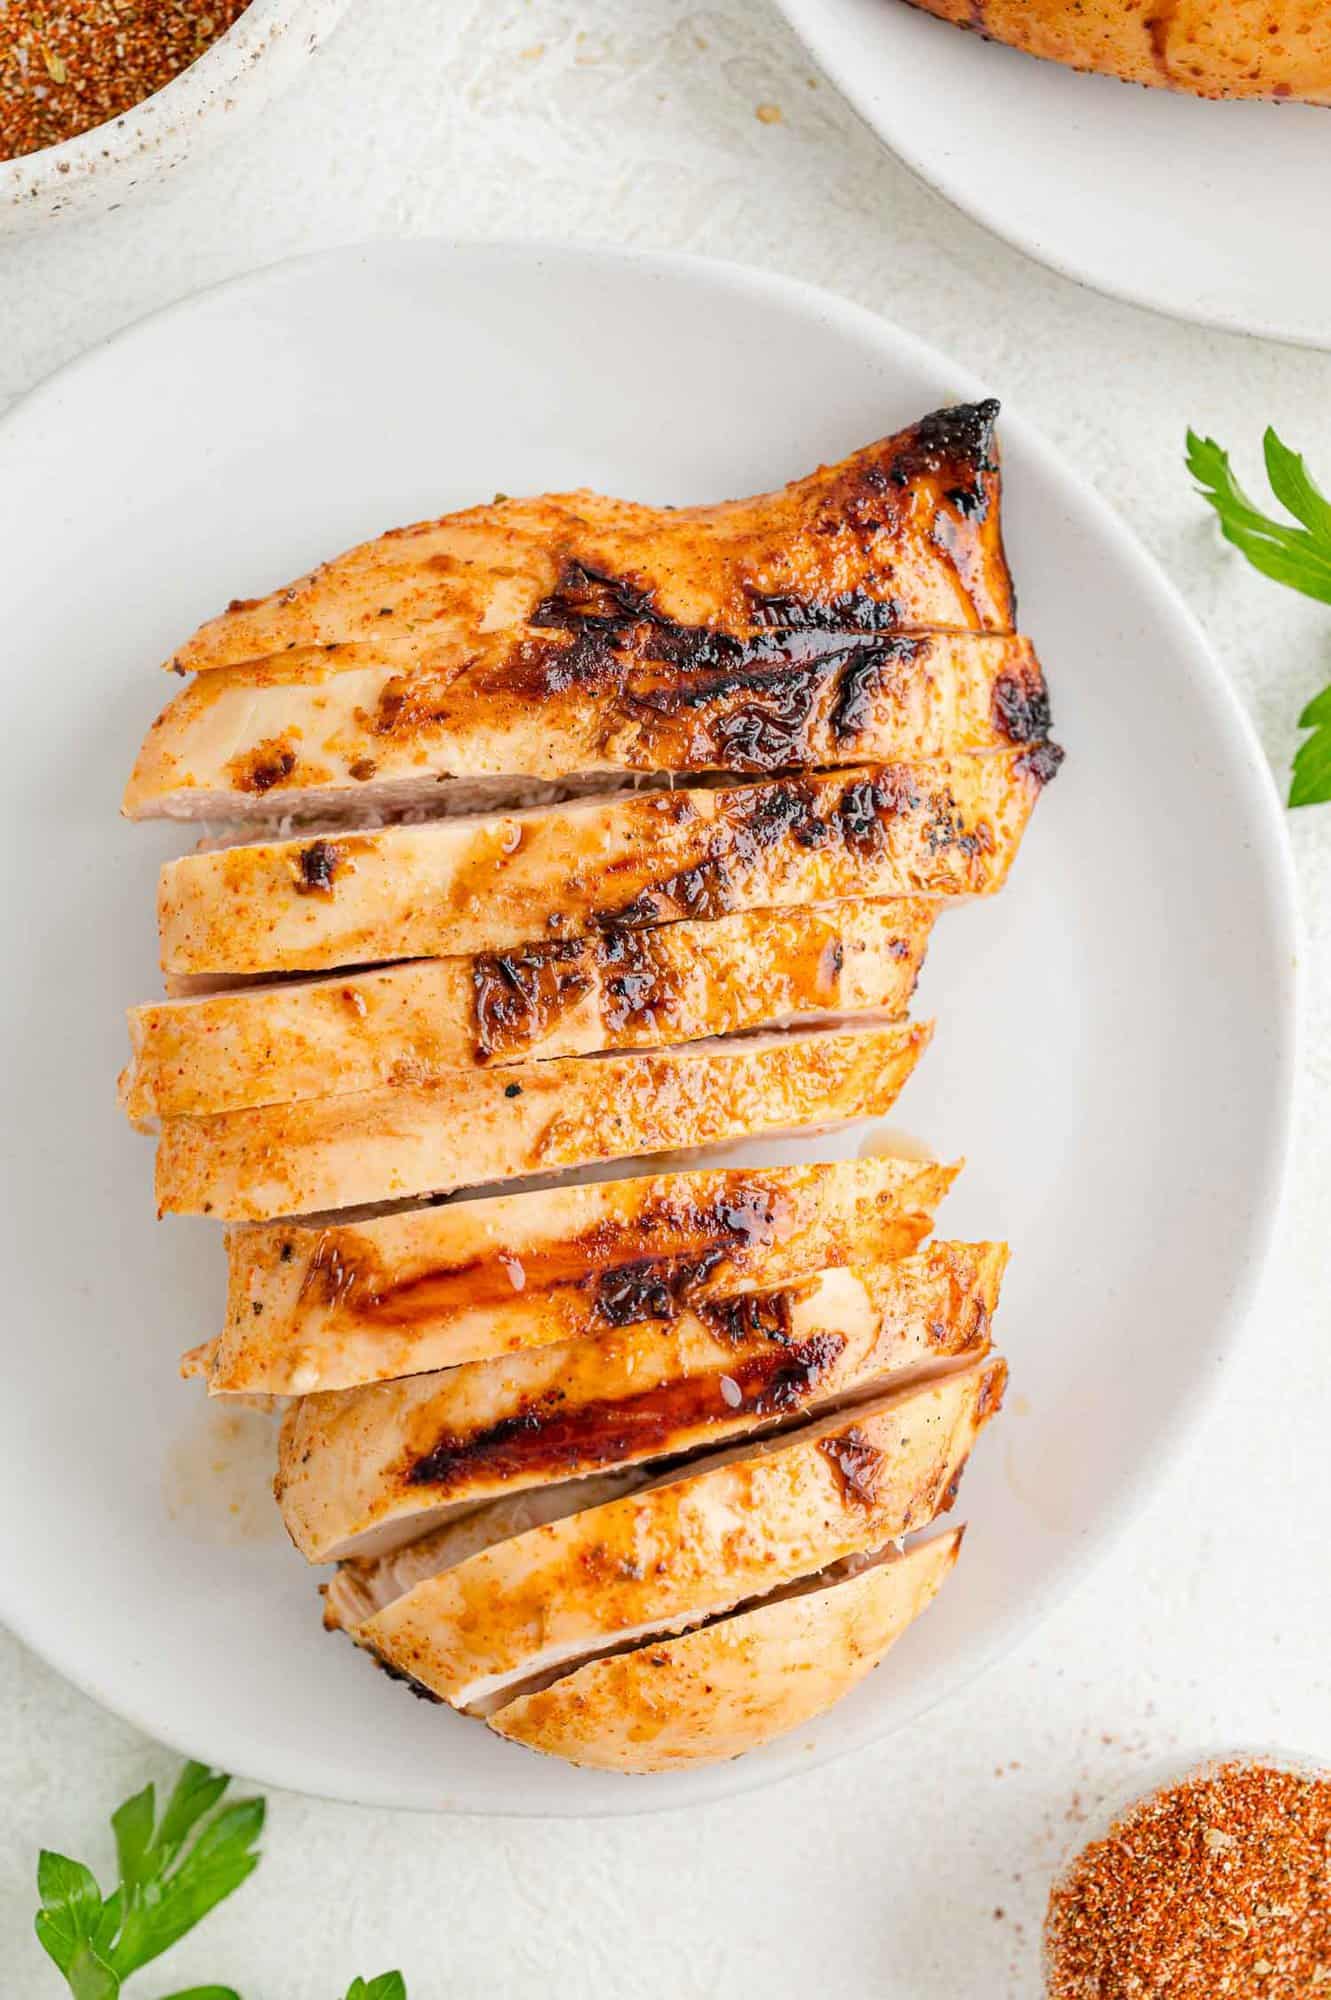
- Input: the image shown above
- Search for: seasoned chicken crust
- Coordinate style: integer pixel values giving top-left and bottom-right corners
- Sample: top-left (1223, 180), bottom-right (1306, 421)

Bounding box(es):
top-left (126, 629), bottom-right (1047, 822)
top-left (156, 752), bottom-right (1056, 977)
top-left (196, 1154), bottom-right (959, 1393)
top-left (489, 1529), bottom-right (962, 1772)
top-left (154, 1020), bottom-right (932, 1221)
top-left (274, 1243), bottom-right (1004, 1560)
top-left (354, 1356), bottom-right (1004, 1708)
top-left (124, 898), bottom-right (933, 1121)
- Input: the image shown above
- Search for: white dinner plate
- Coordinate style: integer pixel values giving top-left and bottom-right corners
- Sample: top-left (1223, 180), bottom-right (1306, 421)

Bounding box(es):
top-left (0, 241), bottom-right (1296, 1814)
top-left (776, 0), bottom-right (1331, 347)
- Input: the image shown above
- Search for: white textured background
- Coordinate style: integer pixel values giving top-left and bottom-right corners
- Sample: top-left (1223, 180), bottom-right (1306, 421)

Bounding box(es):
top-left (2, 4), bottom-right (1329, 1995)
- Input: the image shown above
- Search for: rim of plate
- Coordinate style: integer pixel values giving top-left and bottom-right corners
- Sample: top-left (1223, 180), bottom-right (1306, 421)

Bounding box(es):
top-left (0, 240), bottom-right (1302, 1814)
top-left (773, 0), bottom-right (1331, 350)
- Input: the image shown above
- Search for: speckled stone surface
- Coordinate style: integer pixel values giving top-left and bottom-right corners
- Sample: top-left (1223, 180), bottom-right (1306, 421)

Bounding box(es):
top-left (1, 5), bottom-right (1328, 1995)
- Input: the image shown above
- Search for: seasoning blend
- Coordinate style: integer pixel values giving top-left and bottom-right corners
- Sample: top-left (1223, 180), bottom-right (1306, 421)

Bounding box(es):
top-left (0, 2), bottom-right (252, 162)
top-left (1044, 1756), bottom-right (1331, 1996)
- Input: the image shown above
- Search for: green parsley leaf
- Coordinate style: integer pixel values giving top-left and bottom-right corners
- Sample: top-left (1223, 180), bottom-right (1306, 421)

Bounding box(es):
top-left (35, 1851), bottom-right (108, 1980)
top-left (345, 1977), bottom-right (408, 2000)
top-left (110, 1798), bottom-right (264, 1978)
top-left (33, 1767), bottom-right (262, 1997)
top-left (1187, 425), bottom-right (1331, 806)
top-left (111, 1789), bottom-right (155, 1902)
top-left (63, 1941), bottom-right (120, 2000)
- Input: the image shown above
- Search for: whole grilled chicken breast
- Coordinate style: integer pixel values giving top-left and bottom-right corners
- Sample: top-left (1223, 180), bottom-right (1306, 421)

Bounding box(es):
top-left (274, 1243), bottom-right (1005, 1560)
top-left (489, 1529), bottom-right (962, 1772)
top-left (906, 0), bottom-right (1331, 101)
top-left (193, 1154), bottom-right (958, 1394)
top-left (153, 1019), bottom-right (931, 1221)
top-left (156, 753), bottom-right (1056, 978)
top-left (350, 1356), bottom-right (1004, 1709)
top-left (124, 898), bottom-right (933, 1122)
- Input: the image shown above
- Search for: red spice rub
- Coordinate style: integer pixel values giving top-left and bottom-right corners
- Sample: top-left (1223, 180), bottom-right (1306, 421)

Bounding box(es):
top-left (0, 2), bottom-right (251, 161)
top-left (1044, 1758), bottom-right (1331, 1997)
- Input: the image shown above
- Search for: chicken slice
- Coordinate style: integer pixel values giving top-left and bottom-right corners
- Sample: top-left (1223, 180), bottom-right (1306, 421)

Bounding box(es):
top-left (351, 1354), bottom-right (1005, 1711)
top-left (487, 1528), bottom-right (962, 1772)
top-left (275, 1243), bottom-right (1005, 1560)
top-left (125, 628), bottom-right (1047, 822)
top-left (153, 402), bottom-right (1015, 685)
top-left (123, 898), bottom-right (934, 1123)
top-left (155, 752), bottom-right (1057, 978)
top-left (322, 1470), bottom-right (653, 1631)
top-left (193, 1154), bottom-right (958, 1395)
top-left (153, 1018), bottom-right (931, 1222)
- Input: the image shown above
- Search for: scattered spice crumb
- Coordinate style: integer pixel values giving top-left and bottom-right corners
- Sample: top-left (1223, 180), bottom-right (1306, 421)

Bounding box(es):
top-left (755, 102), bottom-right (782, 124)
top-left (0, 1), bottom-right (252, 161)
top-left (1045, 1759), bottom-right (1331, 1997)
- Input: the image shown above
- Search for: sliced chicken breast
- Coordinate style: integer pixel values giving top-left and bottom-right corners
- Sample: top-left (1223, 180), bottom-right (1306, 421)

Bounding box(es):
top-left (488, 1528), bottom-right (962, 1772)
top-left (154, 1019), bottom-right (931, 1222)
top-left (322, 1470), bottom-right (655, 1632)
top-left (156, 752), bottom-right (1057, 977)
top-left (124, 898), bottom-right (934, 1123)
top-left (153, 402), bottom-right (1015, 687)
top-left (275, 1243), bottom-right (1005, 1560)
top-left (194, 1154), bottom-right (958, 1395)
top-left (125, 628), bottom-right (1048, 821)
top-left (351, 1355), bottom-right (1005, 1710)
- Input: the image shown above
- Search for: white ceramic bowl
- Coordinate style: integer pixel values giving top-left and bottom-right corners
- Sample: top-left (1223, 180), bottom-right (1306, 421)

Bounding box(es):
top-left (0, 0), bottom-right (352, 232)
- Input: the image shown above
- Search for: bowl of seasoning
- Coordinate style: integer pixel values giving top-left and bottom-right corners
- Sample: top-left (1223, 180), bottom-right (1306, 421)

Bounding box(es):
top-left (1044, 1750), bottom-right (1331, 1995)
top-left (1, 0), bottom-right (353, 230)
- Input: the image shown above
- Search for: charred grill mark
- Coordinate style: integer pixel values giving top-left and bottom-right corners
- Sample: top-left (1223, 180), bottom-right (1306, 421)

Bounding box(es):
top-left (829, 637), bottom-right (922, 743)
top-left (1015, 740), bottom-right (1064, 787)
top-left (372, 1654), bottom-right (443, 1703)
top-left (890, 399), bottom-right (1000, 495)
top-left (290, 1183), bottom-right (789, 1330)
top-left (472, 939), bottom-right (593, 1058)
top-left (598, 929), bottom-right (675, 1035)
top-left (597, 858), bottom-right (735, 930)
top-left (818, 1427), bottom-right (886, 1508)
top-left (744, 588), bottom-right (904, 631)
top-left (531, 558), bottom-right (659, 630)
top-left (697, 1288), bottom-right (795, 1347)
top-left (593, 1250), bottom-right (730, 1326)
top-left (509, 616), bottom-right (925, 773)
top-left (403, 1332), bottom-right (848, 1491)
top-left (231, 740), bottom-right (297, 794)
top-left (992, 667), bottom-right (1052, 744)
top-left (293, 839), bottom-right (343, 896)
top-left (594, 759), bottom-right (981, 928)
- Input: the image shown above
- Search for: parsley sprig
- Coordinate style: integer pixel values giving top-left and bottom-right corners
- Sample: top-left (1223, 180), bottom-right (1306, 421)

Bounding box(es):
top-left (33, 1759), bottom-right (405, 1999)
top-left (1186, 426), bottom-right (1331, 807)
